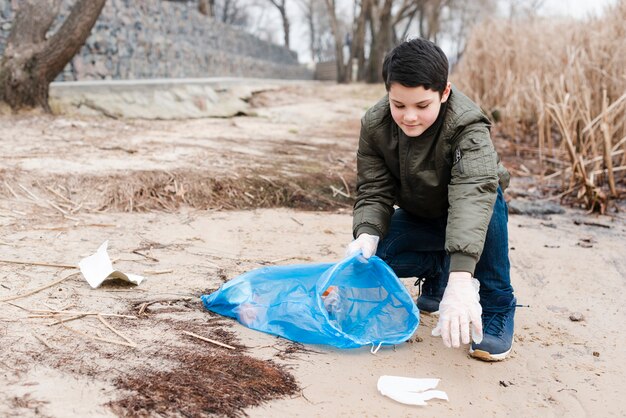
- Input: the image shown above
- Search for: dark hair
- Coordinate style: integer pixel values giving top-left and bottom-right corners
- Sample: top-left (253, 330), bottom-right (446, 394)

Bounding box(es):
top-left (382, 38), bottom-right (449, 95)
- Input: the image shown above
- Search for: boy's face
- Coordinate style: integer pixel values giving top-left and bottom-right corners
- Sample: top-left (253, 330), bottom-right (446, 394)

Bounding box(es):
top-left (388, 82), bottom-right (451, 138)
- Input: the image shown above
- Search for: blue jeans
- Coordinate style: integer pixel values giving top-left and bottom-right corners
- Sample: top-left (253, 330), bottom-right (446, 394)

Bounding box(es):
top-left (375, 188), bottom-right (513, 303)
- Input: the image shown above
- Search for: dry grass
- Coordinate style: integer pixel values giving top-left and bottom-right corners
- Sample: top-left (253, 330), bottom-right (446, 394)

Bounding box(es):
top-left (0, 169), bottom-right (356, 215)
top-left (454, 0), bottom-right (626, 212)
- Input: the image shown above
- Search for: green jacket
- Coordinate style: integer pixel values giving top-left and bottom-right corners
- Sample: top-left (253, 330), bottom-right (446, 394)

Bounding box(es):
top-left (352, 86), bottom-right (510, 274)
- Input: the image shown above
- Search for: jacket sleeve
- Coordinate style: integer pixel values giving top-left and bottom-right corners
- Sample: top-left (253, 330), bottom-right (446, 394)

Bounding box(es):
top-left (352, 115), bottom-right (396, 239)
top-left (446, 122), bottom-right (499, 274)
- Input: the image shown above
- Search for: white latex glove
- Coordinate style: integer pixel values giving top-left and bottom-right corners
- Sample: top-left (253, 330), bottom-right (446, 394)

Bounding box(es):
top-left (431, 272), bottom-right (483, 348)
top-left (346, 233), bottom-right (380, 259)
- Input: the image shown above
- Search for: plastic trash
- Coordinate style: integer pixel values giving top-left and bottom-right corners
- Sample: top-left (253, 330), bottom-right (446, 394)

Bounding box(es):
top-left (321, 286), bottom-right (344, 324)
top-left (377, 375), bottom-right (449, 406)
top-left (201, 253), bottom-right (419, 349)
top-left (78, 241), bottom-right (144, 289)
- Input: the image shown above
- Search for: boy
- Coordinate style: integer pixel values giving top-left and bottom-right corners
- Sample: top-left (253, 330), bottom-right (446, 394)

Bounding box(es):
top-left (346, 38), bottom-right (516, 361)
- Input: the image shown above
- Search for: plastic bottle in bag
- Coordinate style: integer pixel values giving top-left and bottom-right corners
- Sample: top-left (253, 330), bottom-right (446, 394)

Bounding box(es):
top-left (322, 286), bottom-right (346, 326)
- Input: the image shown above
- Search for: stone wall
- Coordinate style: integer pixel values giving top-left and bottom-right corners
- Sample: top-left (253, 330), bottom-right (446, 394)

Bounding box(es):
top-left (0, 0), bottom-right (311, 80)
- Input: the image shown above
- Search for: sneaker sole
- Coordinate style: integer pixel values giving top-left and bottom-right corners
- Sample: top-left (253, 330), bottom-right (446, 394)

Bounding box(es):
top-left (469, 344), bottom-right (512, 362)
top-left (419, 310), bottom-right (439, 316)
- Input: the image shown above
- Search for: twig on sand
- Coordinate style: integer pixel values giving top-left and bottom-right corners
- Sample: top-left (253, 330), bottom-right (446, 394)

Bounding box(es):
top-left (133, 297), bottom-right (193, 310)
top-left (330, 185), bottom-right (350, 198)
top-left (0, 272), bottom-right (78, 302)
top-left (97, 314), bottom-right (137, 347)
top-left (183, 330), bottom-right (236, 350)
top-left (31, 225), bottom-right (69, 231)
top-left (62, 323), bottom-right (136, 348)
top-left (80, 223), bottom-right (118, 228)
top-left (48, 314), bottom-right (87, 326)
top-left (6, 302), bottom-right (30, 311)
top-left (32, 332), bottom-right (53, 349)
top-left (3, 181), bottom-right (20, 199)
top-left (132, 250), bottom-right (159, 262)
top-left (104, 288), bottom-right (147, 292)
top-left (138, 302), bottom-right (148, 315)
top-left (0, 258), bottom-right (76, 269)
top-left (42, 301), bottom-right (56, 310)
top-left (268, 256), bottom-right (312, 264)
top-left (338, 174), bottom-right (350, 196)
top-left (143, 269), bottom-right (174, 275)
top-left (573, 219), bottom-right (611, 229)
top-left (290, 217), bottom-right (304, 226)
top-left (31, 309), bottom-right (136, 319)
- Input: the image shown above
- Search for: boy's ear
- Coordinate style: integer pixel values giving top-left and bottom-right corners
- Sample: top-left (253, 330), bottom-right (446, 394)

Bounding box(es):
top-left (441, 82), bottom-right (452, 103)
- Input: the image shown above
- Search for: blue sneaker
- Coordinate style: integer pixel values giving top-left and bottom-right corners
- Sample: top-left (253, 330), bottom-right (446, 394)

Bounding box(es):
top-left (415, 273), bottom-right (448, 314)
top-left (470, 294), bottom-right (516, 361)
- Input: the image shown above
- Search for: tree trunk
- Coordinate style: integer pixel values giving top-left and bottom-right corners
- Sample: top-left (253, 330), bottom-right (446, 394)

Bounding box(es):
top-left (302, 0), bottom-right (317, 61)
top-left (323, 0), bottom-right (348, 83)
top-left (282, 10), bottom-right (291, 48)
top-left (269, 0), bottom-right (291, 49)
top-left (365, 0), bottom-right (392, 83)
top-left (351, 0), bottom-right (370, 82)
top-left (0, 0), bottom-right (107, 111)
top-left (424, 0), bottom-right (444, 41)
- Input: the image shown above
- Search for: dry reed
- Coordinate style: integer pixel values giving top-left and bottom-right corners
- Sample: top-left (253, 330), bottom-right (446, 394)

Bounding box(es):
top-left (454, 0), bottom-right (626, 212)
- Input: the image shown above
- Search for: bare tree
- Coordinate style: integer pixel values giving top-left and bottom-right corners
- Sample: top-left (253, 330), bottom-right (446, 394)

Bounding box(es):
top-left (420, 0), bottom-right (449, 41)
top-left (299, 0), bottom-right (318, 61)
top-left (350, 0), bottom-right (370, 81)
top-left (298, 0), bottom-right (334, 62)
top-left (319, 0), bottom-right (491, 83)
top-left (0, 0), bottom-right (107, 111)
top-left (391, 0), bottom-right (421, 46)
top-left (443, 0), bottom-right (497, 63)
top-left (322, 0), bottom-right (393, 83)
top-left (218, 0), bottom-right (249, 26)
top-left (267, 0), bottom-right (291, 48)
top-left (323, 0), bottom-right (350, 82)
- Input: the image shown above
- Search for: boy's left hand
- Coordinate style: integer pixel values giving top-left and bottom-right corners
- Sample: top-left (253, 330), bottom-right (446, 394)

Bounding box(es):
top-left (432, 272), bottom-right (483, 348)
top-left (345, 233), bottom-right (380, 259)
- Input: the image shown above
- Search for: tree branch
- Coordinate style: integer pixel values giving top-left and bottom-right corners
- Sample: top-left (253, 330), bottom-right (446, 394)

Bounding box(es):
top-left (38, 0), bottom-right (107, 82)
top-left (393, 1), bottom-right (419, 26)
top-left (268, 0), bottom-right (283, 10)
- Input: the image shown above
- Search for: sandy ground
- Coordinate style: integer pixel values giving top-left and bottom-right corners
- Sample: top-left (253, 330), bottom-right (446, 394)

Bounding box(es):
top-left (1, 83), bottom-right (625, 417)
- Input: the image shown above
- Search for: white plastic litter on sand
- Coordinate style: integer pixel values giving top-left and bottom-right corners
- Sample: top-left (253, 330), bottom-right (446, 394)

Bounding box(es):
top-left (78, 241), bottom-right (143, 289)
top-left (377, 375), bottom-right (449, 406)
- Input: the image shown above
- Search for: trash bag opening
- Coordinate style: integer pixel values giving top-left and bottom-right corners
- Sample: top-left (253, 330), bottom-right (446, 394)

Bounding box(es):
top-left (316, 254), bottom-right (419, 346)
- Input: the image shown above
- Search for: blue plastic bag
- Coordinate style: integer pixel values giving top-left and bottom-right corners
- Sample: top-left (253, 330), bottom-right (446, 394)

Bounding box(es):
top-left (201, 253), bottom-right (419, 349)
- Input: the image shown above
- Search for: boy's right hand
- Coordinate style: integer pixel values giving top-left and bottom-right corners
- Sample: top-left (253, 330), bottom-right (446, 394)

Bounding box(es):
top-left (432, 272), bottom-right (483, 348)
top-left (345, 233), bottom-right (380, 259)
